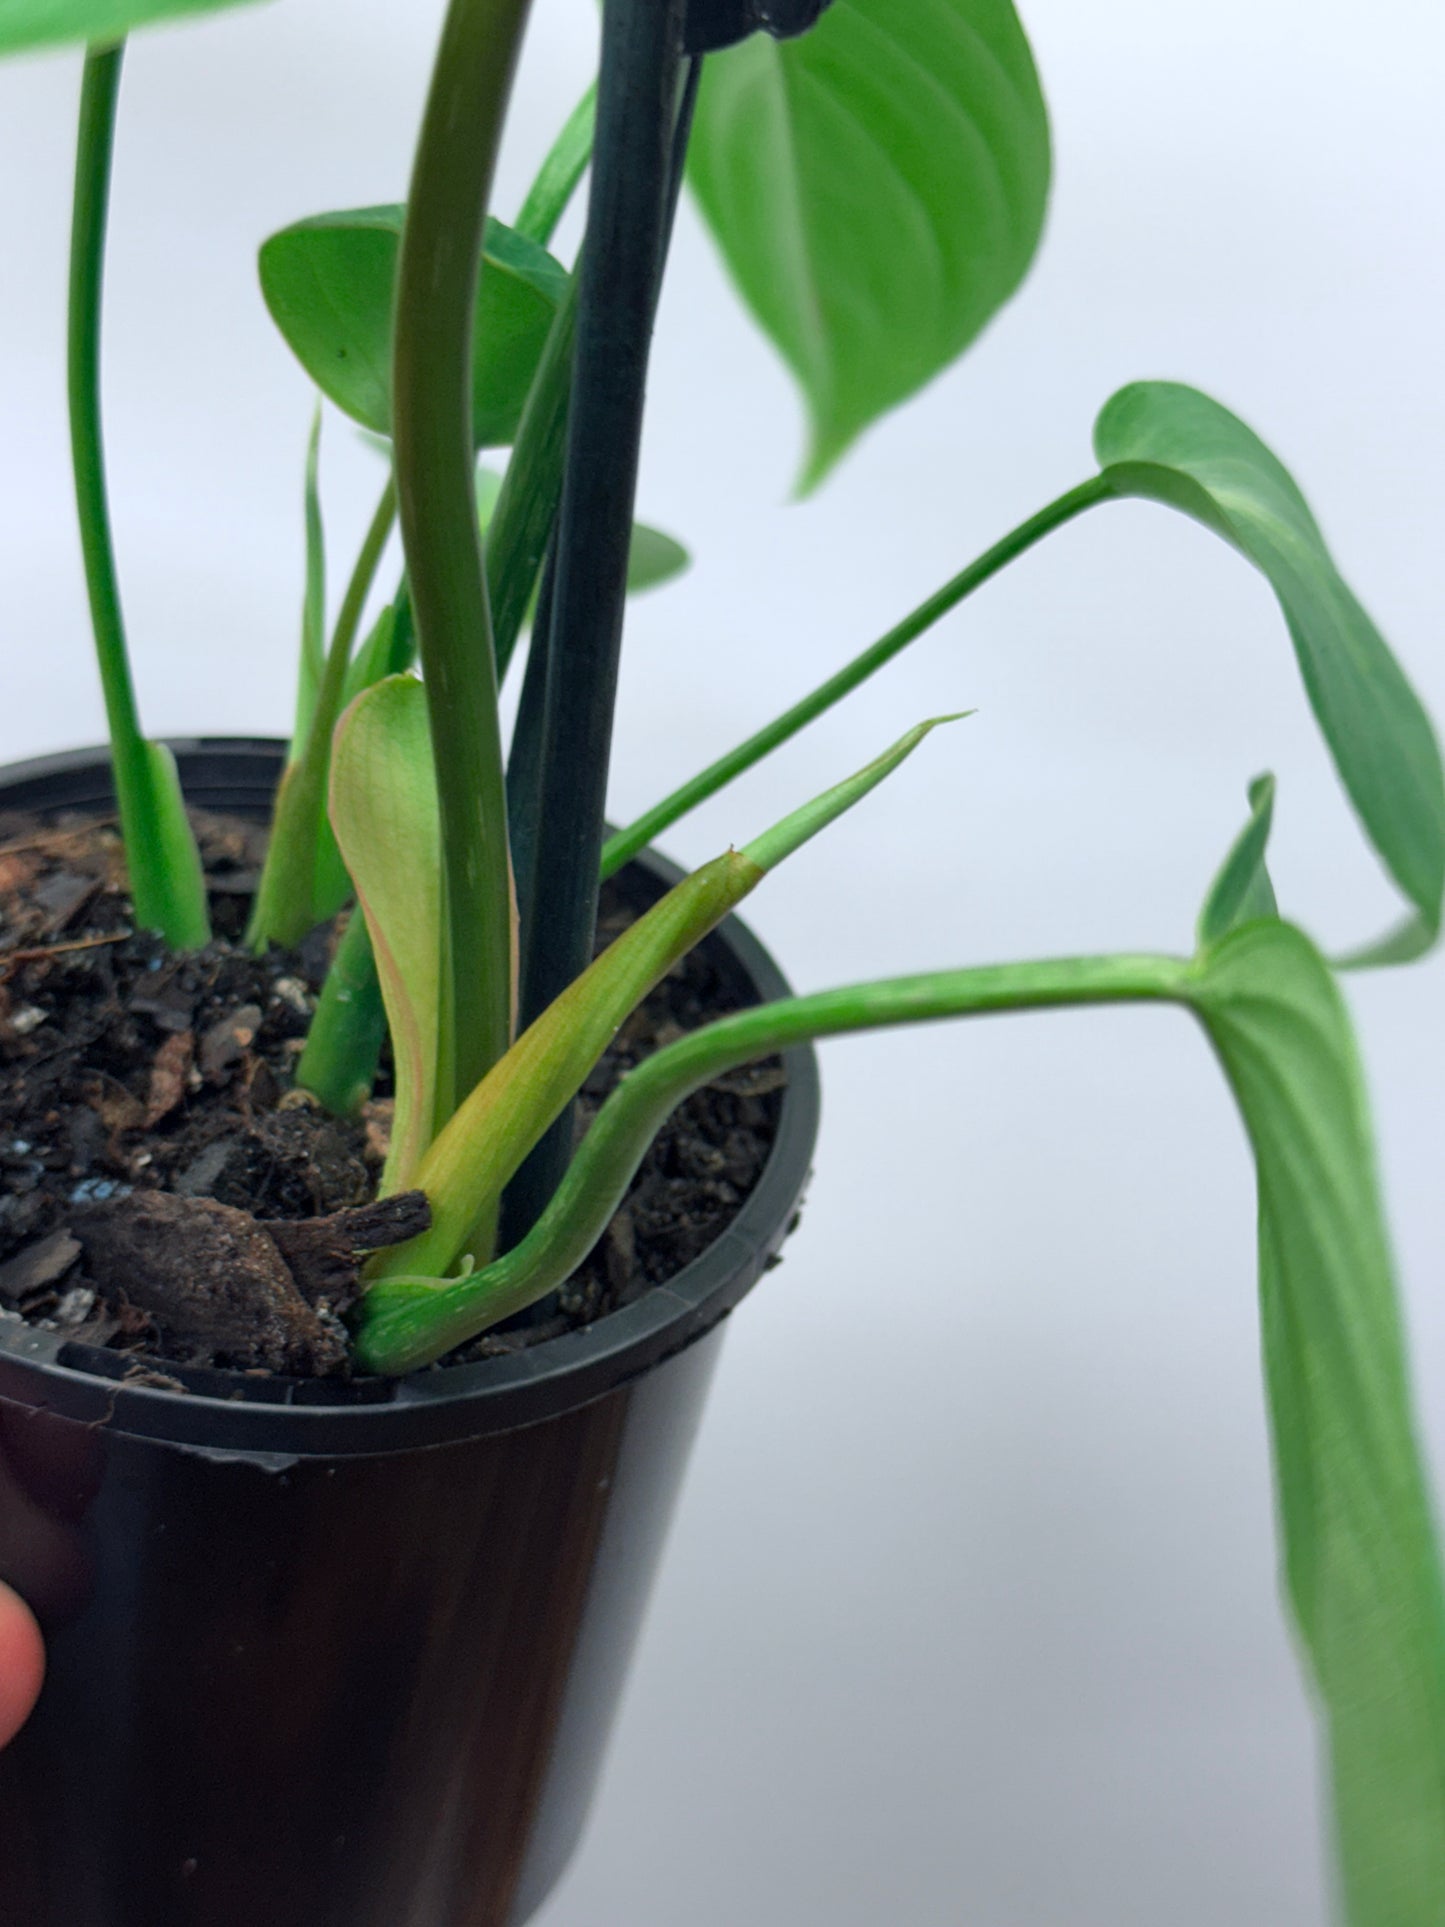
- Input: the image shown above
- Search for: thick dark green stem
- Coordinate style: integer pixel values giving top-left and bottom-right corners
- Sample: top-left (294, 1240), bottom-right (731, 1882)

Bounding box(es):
top-left (69, 42), bottom-right (209, 948)
top-left (504, 8), bottom-right (689, 1244)
top-left (393, 0), bottom-right (533, 1128)
top-left (602, 475), bottom-right (1115, 878)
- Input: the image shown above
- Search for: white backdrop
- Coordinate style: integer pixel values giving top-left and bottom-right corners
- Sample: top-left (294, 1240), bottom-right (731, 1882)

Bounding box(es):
top-left (2, 3), bottom-right (1443, 1920)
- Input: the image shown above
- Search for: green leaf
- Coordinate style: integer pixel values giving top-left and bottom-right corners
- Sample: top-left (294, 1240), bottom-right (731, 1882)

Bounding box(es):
top-left (327, 676), bottom-right (442, 1193)
top-left (357, 913), bottom-right (1445, 1926)
top-left (0, 0), bottom-right (261, 54)
top-left (1188, 921), bottom-right (1445, 1923)
top-left (625, 522), bottom-right (689, 594)
top-left (478, 462), bottom-right (688, 598)
top-left (1198, 773), bottom-right (1278, 947)
top-left (259, 209), bottom-right (568, 448)
top-left (1096, 382), bottom-right (1445, 946)
top-left (688, 0), bottom-right (1050, 489)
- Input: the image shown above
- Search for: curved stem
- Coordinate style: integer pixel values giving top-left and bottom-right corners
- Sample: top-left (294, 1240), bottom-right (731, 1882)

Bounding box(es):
top-left (69, 42), bottom-right (209, 948)
top-left (353, 949), bottom-right (1190, 1373)
top-left (393, 0), bottom-right (533, 1129)
top-left (601, 474), bottom-right (1114, 879)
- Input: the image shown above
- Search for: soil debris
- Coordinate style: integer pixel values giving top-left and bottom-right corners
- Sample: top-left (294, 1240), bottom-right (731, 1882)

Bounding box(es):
top-left (0, 805), bottom-right (784, 1379)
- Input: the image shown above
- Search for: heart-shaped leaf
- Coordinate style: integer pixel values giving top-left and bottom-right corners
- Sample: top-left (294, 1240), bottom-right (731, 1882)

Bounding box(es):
top-left (328, 675), bottom-right (442, 1194)
top-left (0, 0), bottom-right (262, 54)
top-left (688, 0), bottom-right (1050, 488)
top-left (260, 209), bottom-right (568, 448)
top-left (1188, 920), bottom-right (1445, 1923)
top-left (1096, 382), bottom-right (1445, 951)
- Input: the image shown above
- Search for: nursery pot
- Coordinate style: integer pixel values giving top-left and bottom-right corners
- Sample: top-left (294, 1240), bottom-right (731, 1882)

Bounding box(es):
top-left (0, 740), bottom-right (819, 1927)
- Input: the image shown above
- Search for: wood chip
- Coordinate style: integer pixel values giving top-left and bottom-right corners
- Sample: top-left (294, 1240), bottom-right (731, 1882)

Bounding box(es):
top-left (0, 1229), bottom-right (82, 1302)
top-left (145, 1031), bottom-right (195, 1127)
top-left (199, 1004), bottom-right (263, 1081)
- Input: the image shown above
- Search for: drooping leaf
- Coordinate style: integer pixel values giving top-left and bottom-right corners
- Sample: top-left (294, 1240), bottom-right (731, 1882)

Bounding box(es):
top-left (1096, 382), bottom-right (1445, 950)
top-left (0, 0), bottom-right (262, 53)
top-left (688, 0), bottom-right (1051, 488)
top-left (328, 676), bottom-right (442, 1193)
top-left (1198, 773), bottom-right (1278, 947)
top-left (1188, 921), bottom-right (1445, 1923)
top-left (357, 911), bottom-right (1445, 1926)
top-left (365, 715), bottom-right (960, 1286)
top-left (259, 209), bottom-right (568, 447)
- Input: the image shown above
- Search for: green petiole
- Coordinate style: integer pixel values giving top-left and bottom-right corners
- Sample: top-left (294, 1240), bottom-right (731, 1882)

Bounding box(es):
top-left (248, 469), bottom-right (398, 950)
top-left (68, 41), bottom-right (209, 949)
top-left (601, 475), bottom-right (1112, 879)
top-left (293, 911), bottom-right (386, 1118)
top-left (355, 949), bottom-right (1188, 1372)
top-left (514, 81), bottom-right (597, 246)
top-left (392, 0), bottom-right (533, 1127)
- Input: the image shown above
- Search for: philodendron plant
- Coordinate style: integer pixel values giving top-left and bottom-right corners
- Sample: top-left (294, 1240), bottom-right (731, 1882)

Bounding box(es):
top-left (6, 0), bottom-right (1445, 1915)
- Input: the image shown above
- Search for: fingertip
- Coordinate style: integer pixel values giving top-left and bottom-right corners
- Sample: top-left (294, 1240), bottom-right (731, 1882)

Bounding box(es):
top-left (0, 1582), bottom-right (44, 1748)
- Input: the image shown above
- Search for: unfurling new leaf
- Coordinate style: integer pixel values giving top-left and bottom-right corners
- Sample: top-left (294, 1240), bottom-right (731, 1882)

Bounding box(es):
top-left (327, 676), bottom-right (442, 1195)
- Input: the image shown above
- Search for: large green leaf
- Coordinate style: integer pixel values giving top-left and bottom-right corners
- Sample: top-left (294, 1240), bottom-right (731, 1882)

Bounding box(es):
top-left (1096, 383), bottom-right (1445, 952)
top-left (688, 0), bottom-right (1050, 488)
top-left (259, 209), bottom-right (568, 448)
top-left (0, 0), bottom-right (262, 53)
top-left (1189, 920), bottom-right (1445, 1923)
top-left (327, 675), bottom-right (442, 1194)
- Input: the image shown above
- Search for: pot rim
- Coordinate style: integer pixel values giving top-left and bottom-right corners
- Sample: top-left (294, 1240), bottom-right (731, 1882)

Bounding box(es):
top-left (0, 739), bottom-right (820, 1458)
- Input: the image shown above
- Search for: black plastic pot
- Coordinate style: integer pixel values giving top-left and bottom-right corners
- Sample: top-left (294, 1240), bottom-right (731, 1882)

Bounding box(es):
top-left (0, 740), bottom-right (819, 1927)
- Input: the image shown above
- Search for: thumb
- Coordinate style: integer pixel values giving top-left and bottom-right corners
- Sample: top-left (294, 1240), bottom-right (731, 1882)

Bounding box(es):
top-left (0, 1581), bottom-right (44, 1748)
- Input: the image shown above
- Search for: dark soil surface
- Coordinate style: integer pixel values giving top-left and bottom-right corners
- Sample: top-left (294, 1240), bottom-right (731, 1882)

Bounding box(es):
top-left (0, 809), bottom-right (783, 1379)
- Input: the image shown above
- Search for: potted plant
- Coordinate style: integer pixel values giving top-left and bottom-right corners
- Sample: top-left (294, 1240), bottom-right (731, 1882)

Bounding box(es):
top-left (0, 0), bottom-right (1441, 1923)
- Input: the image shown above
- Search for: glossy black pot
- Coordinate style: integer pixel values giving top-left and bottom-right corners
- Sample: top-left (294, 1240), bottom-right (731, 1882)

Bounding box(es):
top-left (0, 741), bottom-right (819, 1927)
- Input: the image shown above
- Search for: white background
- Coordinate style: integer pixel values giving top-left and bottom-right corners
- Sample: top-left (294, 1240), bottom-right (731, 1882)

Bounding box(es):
top-left (2, 2), bottom-right (1444, 1920)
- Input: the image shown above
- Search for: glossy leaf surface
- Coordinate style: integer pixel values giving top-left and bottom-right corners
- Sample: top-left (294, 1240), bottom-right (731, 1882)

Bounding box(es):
top-left (1097, 382), bottom-right (1445, 948)
top-left (260, 209), bottom-right (567, 447)
top-left (0, 0), bottom-right (261, 52)
top-left (327, 676), bottom-right (442, 1193)
top-left (688, 0), bottom-right (1050, 487)
top-left (1190, 921), bottom-right (1445, 1923)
